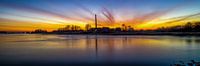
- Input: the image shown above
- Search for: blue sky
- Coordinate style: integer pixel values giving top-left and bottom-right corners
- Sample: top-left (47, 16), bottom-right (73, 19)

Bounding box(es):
top-left (0, 0), bottom-right (199, 18)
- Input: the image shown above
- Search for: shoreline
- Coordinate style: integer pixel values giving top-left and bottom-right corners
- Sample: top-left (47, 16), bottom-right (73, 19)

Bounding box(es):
top-left (1, 32), bottom-right (200, 36)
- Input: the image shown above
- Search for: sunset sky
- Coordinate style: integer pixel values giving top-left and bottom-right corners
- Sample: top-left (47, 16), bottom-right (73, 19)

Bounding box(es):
top-left (0, 0), bottom-right (200, 32)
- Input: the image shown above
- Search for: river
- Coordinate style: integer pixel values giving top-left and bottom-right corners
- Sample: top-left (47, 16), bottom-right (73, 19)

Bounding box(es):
top-left (0, 34), bottom-right (200, 66)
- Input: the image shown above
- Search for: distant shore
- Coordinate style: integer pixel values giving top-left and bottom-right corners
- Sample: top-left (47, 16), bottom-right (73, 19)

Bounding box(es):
top-left (1, 32), bottom-right (200, 36)
top-left (51, 32), bottom-right (200, 36)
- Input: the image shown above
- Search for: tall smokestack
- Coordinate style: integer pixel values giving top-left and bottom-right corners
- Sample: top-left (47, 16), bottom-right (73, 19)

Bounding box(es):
top-left (95, 14), bottom-right (97, 29)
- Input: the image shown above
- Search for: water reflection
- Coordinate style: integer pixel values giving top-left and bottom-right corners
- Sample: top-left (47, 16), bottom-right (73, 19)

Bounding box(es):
top-left (0, 34), bottom-right (200, 66)
top-left (95, 35), bottom-right (98, 58)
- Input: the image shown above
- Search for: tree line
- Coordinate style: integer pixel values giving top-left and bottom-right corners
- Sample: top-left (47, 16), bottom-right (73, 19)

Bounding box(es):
top-left (157, 22), bottom-right (200, 32)
top-left (31, 22), bottom-right (200, 33)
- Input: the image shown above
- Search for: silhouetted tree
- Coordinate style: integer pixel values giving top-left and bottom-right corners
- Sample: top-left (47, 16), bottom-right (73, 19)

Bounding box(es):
top-left (65, 25), bottom-right (71, 30)
top-left (127, 26), bottom-right (134, 32)
top-left (183, 22), bottom-right (193, 32)
top-left (33, 29), bottom-right (47, 33)
top-left (85, 24), bottom-right (91, 31)
top-left (122, 24), bottom-right (127, 31)
top-left (194, 22), bottom-right (200, 31)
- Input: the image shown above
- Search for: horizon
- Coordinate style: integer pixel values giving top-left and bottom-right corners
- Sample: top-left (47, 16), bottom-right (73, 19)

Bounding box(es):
top-left (0, 0), bottom-right (200, 32)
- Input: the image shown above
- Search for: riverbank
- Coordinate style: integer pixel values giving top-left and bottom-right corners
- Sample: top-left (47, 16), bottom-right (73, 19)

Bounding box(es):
top-left (35, 32), bottom-right (200, 36)
top-left (1, 32), bottom-right (200, 36)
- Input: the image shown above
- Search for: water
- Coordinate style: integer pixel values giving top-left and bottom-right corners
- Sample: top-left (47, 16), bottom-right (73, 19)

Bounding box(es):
top-left (0, 34), bottom-right (200, 66)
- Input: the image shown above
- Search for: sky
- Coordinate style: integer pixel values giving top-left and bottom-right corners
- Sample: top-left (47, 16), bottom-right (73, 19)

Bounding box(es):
top-left (0, 0), bottom-right (200, 32)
